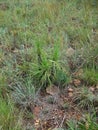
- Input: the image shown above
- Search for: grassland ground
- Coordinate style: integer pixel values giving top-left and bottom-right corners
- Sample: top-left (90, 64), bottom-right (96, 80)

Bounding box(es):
top-left (0, 0), bottom-right (98, 129)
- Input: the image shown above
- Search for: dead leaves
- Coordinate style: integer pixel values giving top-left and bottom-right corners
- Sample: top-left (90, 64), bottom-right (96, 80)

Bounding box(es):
top-left (73, 79), bottom-right (81, 87)
top-left (33, 106), bottom-right (42, 129)
top-left (68, 88), bottom-right (74, 97)
top-left (68, 92), bottom-right (73, 97)
top-left (34, 119), bottom-right (40, 128)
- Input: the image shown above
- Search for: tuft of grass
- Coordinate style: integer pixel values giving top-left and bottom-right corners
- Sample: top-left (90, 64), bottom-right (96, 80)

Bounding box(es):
top-left (12, 78), bottom-right (35, 109)
top-left (0, 98), bottom-right (23, 130)
top-left (30, 44), bottom-right (68, 88)
top-left (78, 113), bottom-right (98, 130)
top-left (67, 113), bottom-right (98, 130)
top-left (67, 119), bottom-right (79, 130)
top-left (73, 87), bottom-right (98, 109)
top-left (80, 68), bottom-right (98, 85)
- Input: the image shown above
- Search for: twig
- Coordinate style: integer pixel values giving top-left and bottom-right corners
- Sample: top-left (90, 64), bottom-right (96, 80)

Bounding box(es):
top-left (59, 113), bottom-right (66, 128)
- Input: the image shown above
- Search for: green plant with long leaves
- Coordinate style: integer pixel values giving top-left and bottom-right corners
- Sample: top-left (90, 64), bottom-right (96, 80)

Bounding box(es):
top-left (30, 44), bottom-right (68, 88)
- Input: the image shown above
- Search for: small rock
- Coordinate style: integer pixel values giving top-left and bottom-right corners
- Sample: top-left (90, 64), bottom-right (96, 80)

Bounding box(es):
top-left (68, 88), bottom-right (73, 92)
top-left (46, 85), bottom-right (59, 95)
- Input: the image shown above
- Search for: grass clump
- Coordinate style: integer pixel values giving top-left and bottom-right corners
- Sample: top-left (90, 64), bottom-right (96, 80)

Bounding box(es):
top-left (73, 87), bottom-right (98, 109)
top-left (0, 98), bottom-right (23, 130)
top-left (30, 43), bottom-right (68, 88)
top-left (80, 68), bottom-right (98, 85)
top-left (78, 113), bottom-right (98, 130)
top-left (67, 113), bottom-right (98, 130)
top-left (12, 78), bottom-right (35, 109)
